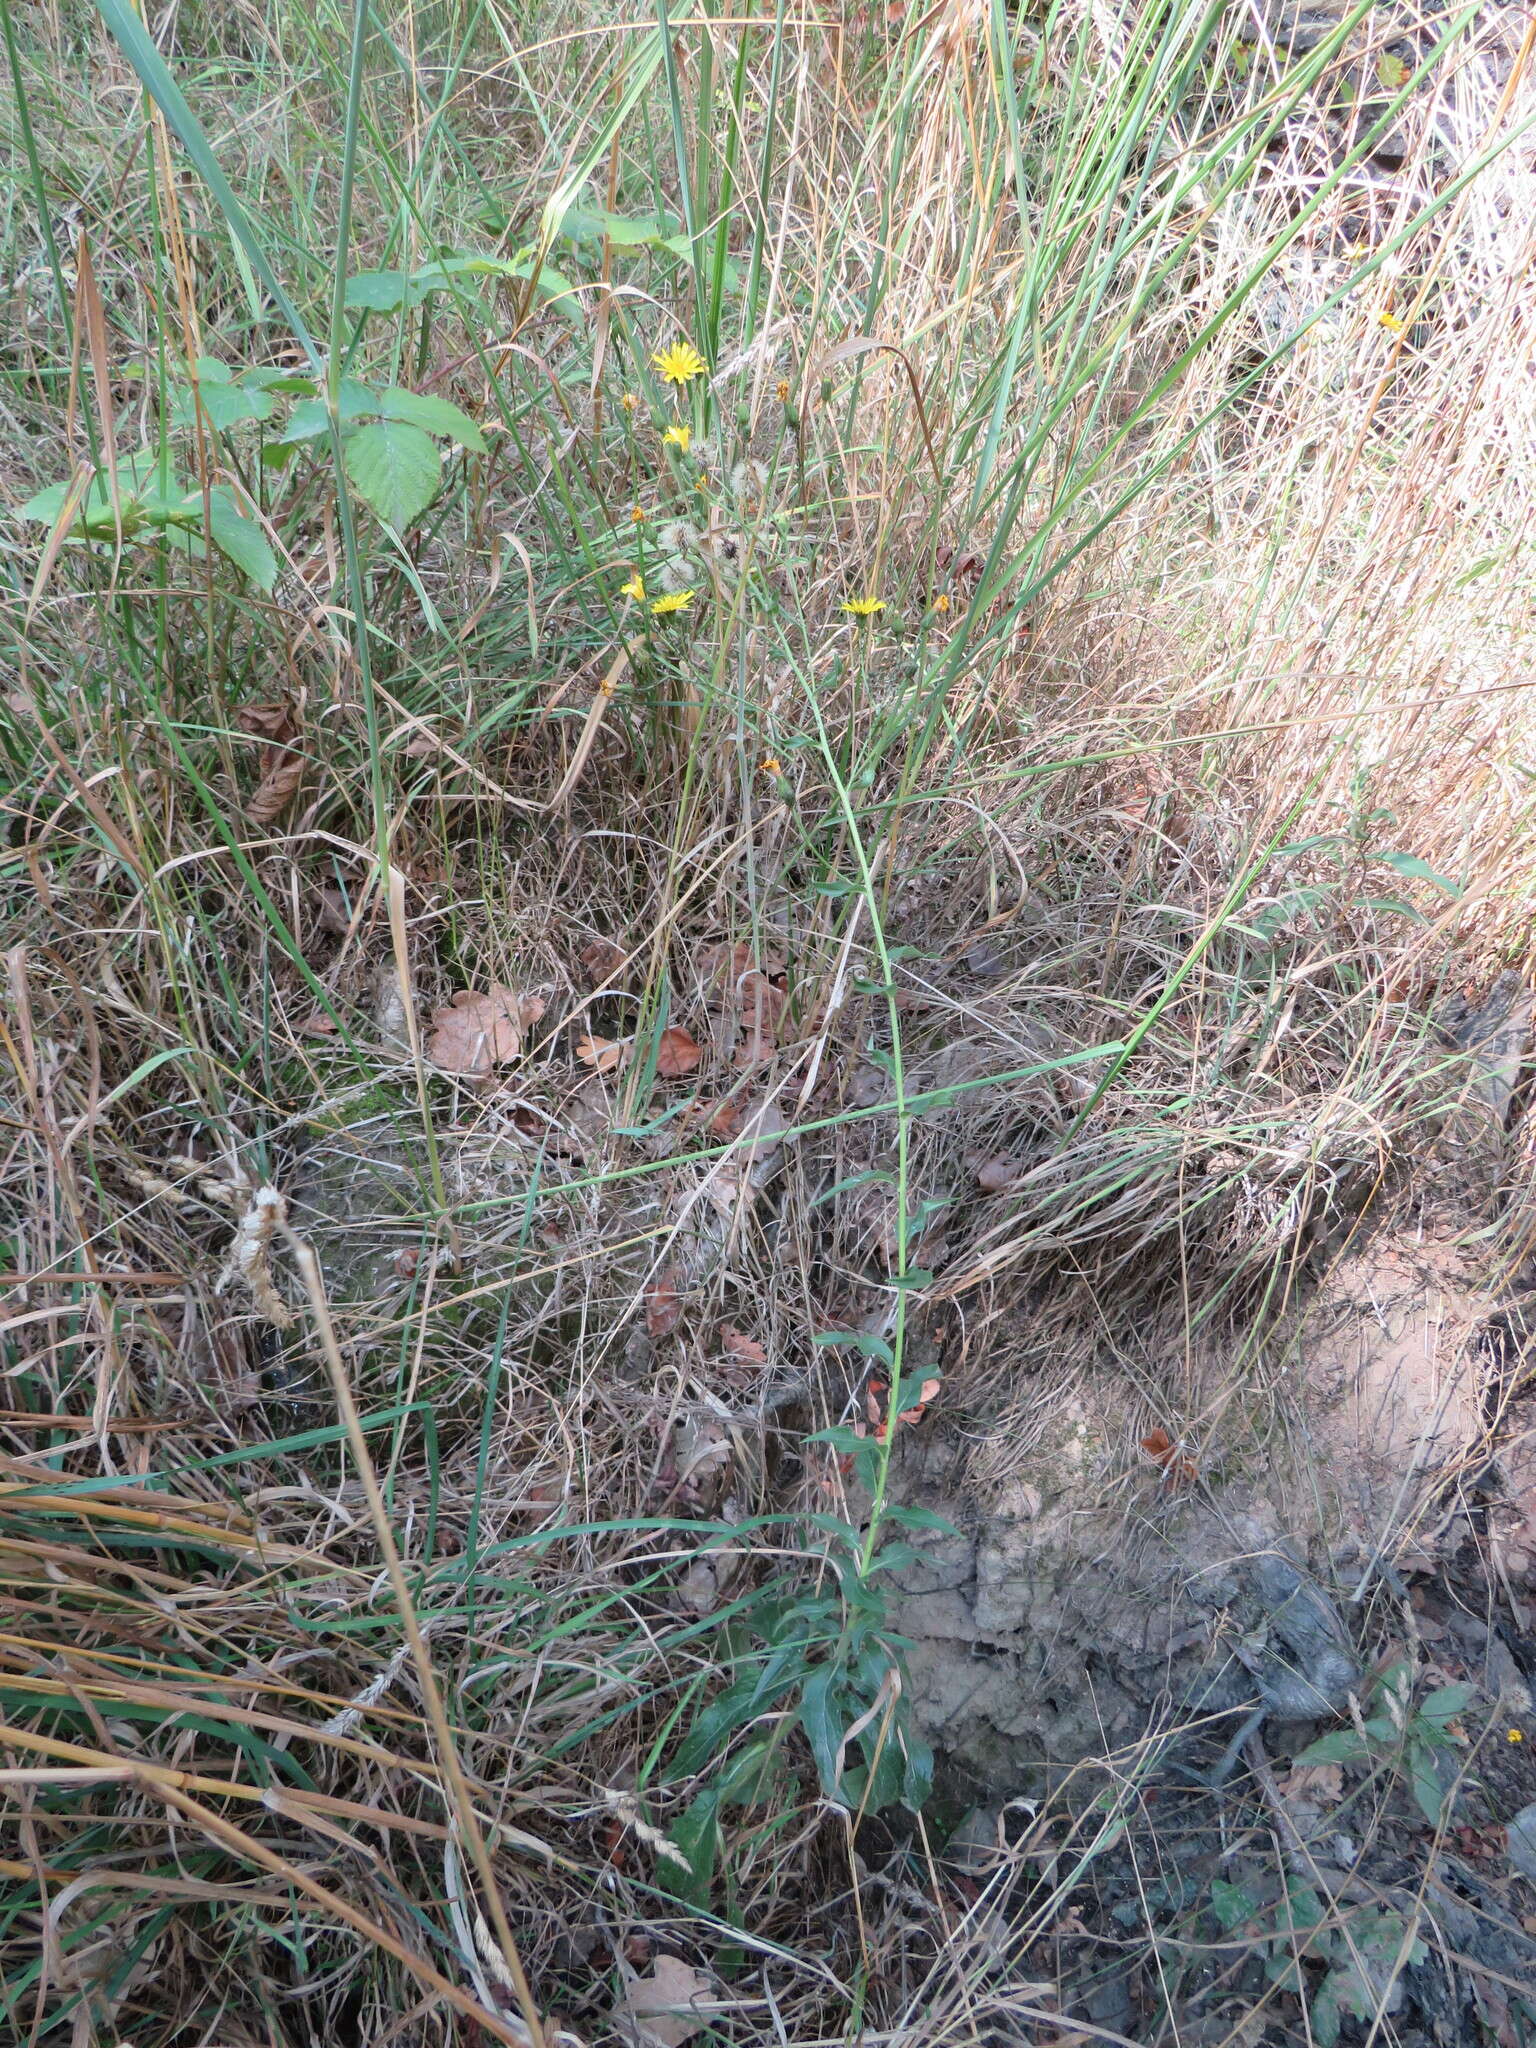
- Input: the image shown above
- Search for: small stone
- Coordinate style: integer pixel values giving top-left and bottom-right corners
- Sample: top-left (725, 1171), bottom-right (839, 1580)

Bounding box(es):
top-left (1510, 1802), bottom-right (1536, 1884)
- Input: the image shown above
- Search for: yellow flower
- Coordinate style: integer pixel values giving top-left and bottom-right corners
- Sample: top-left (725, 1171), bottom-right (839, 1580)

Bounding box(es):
top-left (620, 572), bottom-right (645, 603)
top-left (621, 392), bottom-right (638, 413)
top-left (931, 591), bottom-right (950, 613)
top-left (760, 755), bottom-right (783, 777)
top-left (652, 341), bottom-right (707, 387)
top-left (1378, 309), bottom-right (1406, 335)
top-left (843, 595), bottom-right (886, 617)
top-left (1510, 1728), bottom-right (1525, 1743)
top-left (631, 506), bottom-right (646, 525)
top-left (775, 377), bottom-right (790, 402)
top-left (663, 424), bottom-right (692, 455)
top-left (650, 588), bottom-right (696, 616)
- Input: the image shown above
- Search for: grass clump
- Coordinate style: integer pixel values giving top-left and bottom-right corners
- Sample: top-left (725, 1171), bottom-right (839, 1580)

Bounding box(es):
top-left (2, 0), bottom-right (1534, 2040)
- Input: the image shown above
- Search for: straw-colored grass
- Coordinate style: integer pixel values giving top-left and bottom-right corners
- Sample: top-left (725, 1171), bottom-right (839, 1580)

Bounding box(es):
top-left (1, 0), bottom-right (1533, 2039)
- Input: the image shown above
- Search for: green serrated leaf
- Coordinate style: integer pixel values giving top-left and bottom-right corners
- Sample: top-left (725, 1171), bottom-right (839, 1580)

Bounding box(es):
top-left (183, 380), bottom-right (276, 431)
top-left (344, 269), bottom-right (411, 313)
top-left (274, 399), bottom-right (329, 446)
top-left (343, 421), bottom-right (440, 529)
top-left (1209, 1877), bottom-right (1261, 1931)
top-left (378, 386), bottom-right (486, 454)
top-left (17, 480), bottom-right (72, 523)
top-left (1377, 50), bottom-right (1410, 89)
top-left (1311, 1971), bottom-right (1344, 2048)
top-left (1281, 1883), bottom-right (1327, 1932)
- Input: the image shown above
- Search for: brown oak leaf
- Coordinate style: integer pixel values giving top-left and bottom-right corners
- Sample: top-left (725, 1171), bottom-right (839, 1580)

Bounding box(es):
top-left (576, 1033), bottom-right (628, 1074)
top-left (427, 986), bottom-right (546, 1077)
top-left (580, 937), bottom-right (627, 985)
top-left (655, 1025), bottom-right (702, 1078)
top-left (614, 1955), bottom-right (712, 2048)
top-left (720, 1326), bottom-right (768, 1367)
top-left (646, 1268), bottom-right (684, 1338)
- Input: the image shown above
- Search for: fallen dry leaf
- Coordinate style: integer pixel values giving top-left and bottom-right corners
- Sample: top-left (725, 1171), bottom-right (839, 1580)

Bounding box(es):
top-left (580, 937), bottom-right (627, 985)
top-left (735, 969), bottom-right (788, 1065)
top-left (576, 1032), bottom-right (628, 1075)
top-left (655, 1025), bottom-right (702, 1078)
top-left (1283, 1762), bottom-right (1344, 1805)
top-left (701, 939), bottom-right (785, 985)
top-left (614, 1955), bottom-right (712, 2048)
top-left (248, 750), bottom-right (305, 825)
top-left (976, 1154), bottom-right (1022, 1192)
top-left (863, 1373), bottom-right (942, 1441)
top-left (646, 1268), bottom-right (684, 1339)
top-left (1273, 1760), bottom-right (1345, 1840)
top-left (427, 986), bottom-right (546, 1077)
top-left (296, 1010), bottom-right (337, 1036)
top-left (236, 700), bottom-right (298, 745)
top-left (702, 1099), bottom-right (787, 1216)
top-left (238, 701), bottom-right (305, 825)
top-left (1140, 1428), bottom-right (1198, 1487)
top-left (720, 1326), bottom-right (768, 1367)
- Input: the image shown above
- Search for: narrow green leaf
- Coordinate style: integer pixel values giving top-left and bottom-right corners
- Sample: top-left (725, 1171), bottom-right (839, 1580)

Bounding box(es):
top-left (1409, 1742), bottom-right (1447, 1827)
top-left (1295, 1728), bottom-right (1370, 1766)
top-left (798, 1665), bottom-right (844, 1797)
top-left (1372, 849), bottom-right (1463, 898)
top-left (1418, 1682), bottom-right (1473, 1725)
top-left (556, 206), bottom-right (680, 246)
top-left (202, 488), bottom-right (277, 591)
top-left (812, 1330), bottom-right (892, 1361)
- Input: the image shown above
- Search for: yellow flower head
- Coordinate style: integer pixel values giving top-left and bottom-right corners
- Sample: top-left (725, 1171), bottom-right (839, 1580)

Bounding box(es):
top-left (760, 755), bottom-right (783, 777)
top-left (775, 377), bottom-right (790, 402)
top-left (843, 595), bottom-right (886, 618)
top-left (620, 572), bottom-right (645, 603)
top-left (1510, 1727), bottom-right (1525, 1743)
top-left (931, 591), bottom-right (950, 614)
top-left (621, 392), bottom-right (638, 413)
top-left (650, 588), bottom-right (696, 616)
top-left (1377, 309), bottom-right (1406, 336)
top-left (663, 424), bottom-right (692, 455)
top-left (652, 341), bottom-right (707, 387)
top-left (631, 506), bottom-right (646, 525)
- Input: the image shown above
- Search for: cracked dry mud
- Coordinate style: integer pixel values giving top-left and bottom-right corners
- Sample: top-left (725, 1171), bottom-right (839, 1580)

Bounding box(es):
top-left (886, 1224), bottom-right (1535, 1796)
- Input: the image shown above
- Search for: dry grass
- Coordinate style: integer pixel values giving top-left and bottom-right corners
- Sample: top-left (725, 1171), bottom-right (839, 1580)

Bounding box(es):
top-left (1, 0), bottom-right (1534, 2040)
